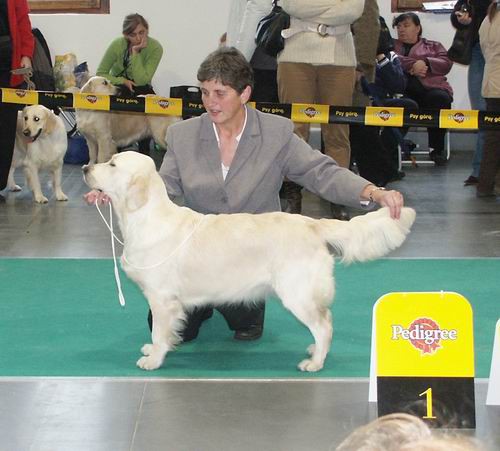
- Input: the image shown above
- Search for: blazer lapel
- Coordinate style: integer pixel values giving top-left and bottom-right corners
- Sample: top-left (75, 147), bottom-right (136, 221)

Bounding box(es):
top-left (199, 114), bottom-right (225, 188)
top-left (224, 107), bottom-right (261, 184)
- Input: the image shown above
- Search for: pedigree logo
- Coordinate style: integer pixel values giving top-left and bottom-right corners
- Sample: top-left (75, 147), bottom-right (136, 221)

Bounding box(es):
top-left (157, 99), bottom-right (170, 109)
top-left (303, 107), bottom-right (320, 118)
top-left (85, 95), bottom-right (98, 104)
top-left (377, 110), bottom-right (393, 121)
top-left (391, 318), bottom-right (457, 355)
top-left (449, 112), bottom-right (467, 123)
top-left (15, 90), bottom-right (27, 98)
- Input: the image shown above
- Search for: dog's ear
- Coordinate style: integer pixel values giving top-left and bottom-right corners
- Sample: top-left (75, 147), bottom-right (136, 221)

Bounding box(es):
top-left (44, 109), bottom-right (56, 135)
top-left (126, 175), bottom-right (150, 212)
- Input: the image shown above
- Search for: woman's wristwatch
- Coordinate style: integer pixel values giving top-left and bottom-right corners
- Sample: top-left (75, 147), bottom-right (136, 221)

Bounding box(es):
top-left (368, 186), bottom-right (386, 203)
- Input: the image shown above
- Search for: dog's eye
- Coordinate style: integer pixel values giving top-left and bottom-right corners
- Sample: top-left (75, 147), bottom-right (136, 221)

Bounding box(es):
top-left (103, 80), bottom-right (108, 85)
top-left (109, 162), bottom-right (116, 167)
top-left (24, 116), bottom-right (28, 121)
top-left (34, 116), bottom-right (40, 122)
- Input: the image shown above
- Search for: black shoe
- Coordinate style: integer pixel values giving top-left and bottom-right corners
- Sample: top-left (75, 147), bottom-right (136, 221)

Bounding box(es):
top-left (429, 150), bottom-right (447, 166)
top-left (464, 176), bottom-right (479, 186)
top-left (330, 203), bottom-right (350, 221)
top-left (234, 325), bottom-right (263, 341)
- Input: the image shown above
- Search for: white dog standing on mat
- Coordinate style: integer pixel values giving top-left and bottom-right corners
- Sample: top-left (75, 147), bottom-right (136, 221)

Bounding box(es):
top-left (7, 104), bottom-right (68, 204)
top-left (84, 152), bottom-right (416, 373)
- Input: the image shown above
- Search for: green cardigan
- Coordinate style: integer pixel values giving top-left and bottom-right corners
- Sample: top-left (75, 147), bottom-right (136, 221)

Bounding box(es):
top-left (96, 36), bottom-right (163, 86)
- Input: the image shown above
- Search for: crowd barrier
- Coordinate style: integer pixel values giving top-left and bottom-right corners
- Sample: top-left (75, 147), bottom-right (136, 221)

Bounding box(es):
top-left (2, 87), bottom-right (500, 130)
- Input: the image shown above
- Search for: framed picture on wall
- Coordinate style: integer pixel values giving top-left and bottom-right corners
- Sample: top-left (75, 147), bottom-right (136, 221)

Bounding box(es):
top-left (28, 0), bottom-right (109, 14)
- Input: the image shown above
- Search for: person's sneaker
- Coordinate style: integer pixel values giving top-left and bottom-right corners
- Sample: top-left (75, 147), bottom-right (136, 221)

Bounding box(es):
top-left (464, 176), bottom-right (479, 186)
top-left (234, 325), bottom-right (263, 341)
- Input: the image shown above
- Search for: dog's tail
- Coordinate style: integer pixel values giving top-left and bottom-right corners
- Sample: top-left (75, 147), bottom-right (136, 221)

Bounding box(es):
top-left (318, 207), bottom-right (416, 264)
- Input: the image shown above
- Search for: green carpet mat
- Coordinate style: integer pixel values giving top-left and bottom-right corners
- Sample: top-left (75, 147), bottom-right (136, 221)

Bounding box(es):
top-left (0, 259), bottom-right (498, 378)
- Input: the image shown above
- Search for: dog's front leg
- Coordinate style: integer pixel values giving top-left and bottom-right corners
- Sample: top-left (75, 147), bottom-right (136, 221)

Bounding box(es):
top-left (97, 138), bottom-right (117, 164)
top-left (7, 164), bottom-right (21, 192)
top-left (137, 299), bottom-right (185, 371)
top-left (51, 165), bottom-right (68, 201)
top-left (24, 164), bottom-right (47, 203)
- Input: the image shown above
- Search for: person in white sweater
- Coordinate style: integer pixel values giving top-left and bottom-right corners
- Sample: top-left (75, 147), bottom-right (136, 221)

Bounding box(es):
top-left (477, 0), bottom-right (500, 197)
top-left (277, 0), bottom-right (365, 219)
top-left (225, 0), bottom-right (278, 103)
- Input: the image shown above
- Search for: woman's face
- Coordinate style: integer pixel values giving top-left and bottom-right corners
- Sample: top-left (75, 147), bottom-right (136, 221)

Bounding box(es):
top-left (125, 23), bottom-right (148, 46)
top-left (200, 79), bottom-right (250, 128)
top-left (396, 18), bottom-right (421, 44)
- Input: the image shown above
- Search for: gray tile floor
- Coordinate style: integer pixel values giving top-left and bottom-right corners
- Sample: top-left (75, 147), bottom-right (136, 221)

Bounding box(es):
top-left (1, 149), bottom-right (500, 450)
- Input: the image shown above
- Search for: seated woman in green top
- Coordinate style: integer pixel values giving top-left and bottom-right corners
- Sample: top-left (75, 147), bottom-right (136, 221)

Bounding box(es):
top-left (96, 13), bottom-right (163, 155)
top-left (97, 13), bottom-right (163, 96)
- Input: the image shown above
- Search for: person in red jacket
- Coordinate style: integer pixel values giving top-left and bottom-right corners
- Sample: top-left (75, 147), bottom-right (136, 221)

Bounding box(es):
top-left (0, 0), bottom-right (34, 192)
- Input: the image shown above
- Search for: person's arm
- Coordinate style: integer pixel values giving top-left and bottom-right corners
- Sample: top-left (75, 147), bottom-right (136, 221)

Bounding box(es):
top-left (96, 38), bottom-right (128, 86)
top-left (15, 0), bottom-right (35, 64)
top-left (158, 126), bottom-right (184, 200)
top-left (232, 0), bottom-right (273, 61)
top-left (424, 41), bottom-right (454, 76)
top-left (127, 38), bottom-right (163, 86)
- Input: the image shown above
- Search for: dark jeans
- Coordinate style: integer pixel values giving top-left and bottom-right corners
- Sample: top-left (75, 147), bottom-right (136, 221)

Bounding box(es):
top-left (148, 302), bottom-right (265, 341)
top-left (405, 77), bottom-right (453, 153)
top-left (477, 98), bottom-right (500, 194)
top-left (0, 64), bottom-right (19, 191)
top-left (251, 69), bottom-right (279, 103)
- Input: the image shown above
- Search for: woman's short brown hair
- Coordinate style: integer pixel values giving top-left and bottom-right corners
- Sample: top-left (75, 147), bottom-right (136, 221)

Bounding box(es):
top-left (197, 47), bottom-right (253, 94)
top-left (122, 13), bottom-right (149, 35)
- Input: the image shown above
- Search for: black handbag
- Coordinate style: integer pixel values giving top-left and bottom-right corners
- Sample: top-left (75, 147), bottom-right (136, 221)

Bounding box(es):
top-left (447, 26), bottom-right (474, 65)
top-left (255, 0), bottom-right (290, 57)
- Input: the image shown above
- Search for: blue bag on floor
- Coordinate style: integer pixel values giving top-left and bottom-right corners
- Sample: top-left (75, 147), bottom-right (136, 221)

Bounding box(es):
top-left (64, 135), bottom-right (89, 164)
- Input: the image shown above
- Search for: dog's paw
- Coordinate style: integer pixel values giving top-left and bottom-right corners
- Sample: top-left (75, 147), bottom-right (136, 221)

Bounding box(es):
top-left (34, 195), bottom-right (48, 204)
top-left (298, 358), bottom-right (323, 372)
top-left (56, 192), bottom-right (68, 201)
top-left (9, 184), bottom-right (22, 192)
top-left (136, 355), bottom-right (162, 371)
top-left (141, 344), bottom-right (154, 356)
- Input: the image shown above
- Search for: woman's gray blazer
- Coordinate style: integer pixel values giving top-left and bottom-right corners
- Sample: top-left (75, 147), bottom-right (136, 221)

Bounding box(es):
top-left (159, 107), bottom-right (371, 215)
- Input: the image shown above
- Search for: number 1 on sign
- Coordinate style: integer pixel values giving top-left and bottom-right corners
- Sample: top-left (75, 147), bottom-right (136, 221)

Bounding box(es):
top-left (419, 388), bottom-right (437, 419)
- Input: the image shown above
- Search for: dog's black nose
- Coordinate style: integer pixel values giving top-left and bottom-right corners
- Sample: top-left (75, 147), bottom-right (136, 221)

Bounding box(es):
top-left (23, 130), bottom-right (30, 137)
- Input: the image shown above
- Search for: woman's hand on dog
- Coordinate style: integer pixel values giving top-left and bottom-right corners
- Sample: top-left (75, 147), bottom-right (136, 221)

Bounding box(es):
top-left (84, 190), bottom-right (110, 205)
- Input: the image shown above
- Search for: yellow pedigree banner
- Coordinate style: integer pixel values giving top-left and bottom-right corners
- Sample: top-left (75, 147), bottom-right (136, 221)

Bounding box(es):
top-left (375, 292), bottom-right (474, 377)
top-left (145, 96), bottom-right (182, 116)
top-left (365, 106), bottom-right (404, 127)
top-left (2, 88), bottom-right (38, 105)
top-left (74, 93), bottom-right (110, 111)
top-left (291, 103), bottom-right (329, 124)
top-left (440, 109), bottom-right (479, 129)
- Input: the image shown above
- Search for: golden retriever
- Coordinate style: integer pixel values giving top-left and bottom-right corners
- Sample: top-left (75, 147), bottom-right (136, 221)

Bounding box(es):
top-left (83, 152), bottom-right (416, 372)
top-left (7, 105), bottom-right (68, 203)
top-left (76, 76), bottom-right (179, 163)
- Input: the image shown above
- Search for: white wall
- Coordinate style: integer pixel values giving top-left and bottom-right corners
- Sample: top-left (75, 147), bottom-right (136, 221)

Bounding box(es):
top-left (30, 0), bottom-right (469, 108)
top-left (30, 0), bottom-right (232, 97)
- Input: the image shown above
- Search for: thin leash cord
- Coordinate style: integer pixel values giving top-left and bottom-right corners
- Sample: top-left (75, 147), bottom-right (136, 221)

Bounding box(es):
top-left (94, 200), bottom-right (205, 305)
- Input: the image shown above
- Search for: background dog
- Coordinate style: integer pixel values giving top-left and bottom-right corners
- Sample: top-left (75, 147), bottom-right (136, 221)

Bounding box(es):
top-left (84, 152), bottom-right (416, 373)
top-left (76, 76), bottom-right (179, 163)
top-left (8, 105), bottom-right (68, 204)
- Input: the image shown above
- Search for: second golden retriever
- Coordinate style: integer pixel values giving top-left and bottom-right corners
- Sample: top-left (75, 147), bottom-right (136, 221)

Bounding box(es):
top-left (8, 105), bottom-right (68, 203)
top-left (76, 76), bottom-right (179, 163)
